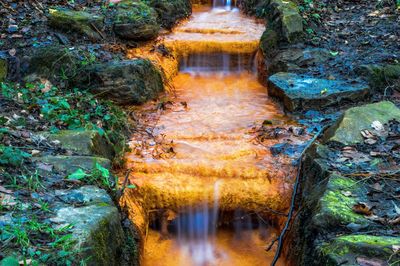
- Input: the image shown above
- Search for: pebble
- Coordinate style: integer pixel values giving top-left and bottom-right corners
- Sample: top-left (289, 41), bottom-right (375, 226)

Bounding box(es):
top-left (7, 24), bottom-right (18, 33)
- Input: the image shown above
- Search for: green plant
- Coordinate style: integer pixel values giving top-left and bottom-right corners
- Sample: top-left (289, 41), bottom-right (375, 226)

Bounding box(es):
top-left (1, 82), bottom-right (129, 165)
top-left (67, 162), bottom-right (114, 189)
top-left (0, 145), bottom-right (31, 166)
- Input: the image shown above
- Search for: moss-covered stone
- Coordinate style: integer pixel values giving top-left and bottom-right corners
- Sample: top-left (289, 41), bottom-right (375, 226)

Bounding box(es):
top-left (48, 8), bottom-right (104, 41)
top-left (32, 155), bottom-right (111, 174)
top-left (259, 28), bottom-right (278, 58)
top-left (145, 0), bottom-right (191, 29)
top-left (0, 57), bottom-right (7, 82)
top-left (26, 45), bottom-right (81, 82)
top-left (318, 235), bottom-right (400, 265)
top-left (327, 101), bottom-right (400, 145)
top-left (47, 130), bottom-right (115, 160)
top-left (313, 175), bottom-right (369, 228)
top-left (358, 64), bottom-right (400, 91)
top-left (113, 1), bottom-right (160, 40)
top-left (268, 0), bottom-right (303, 43)
top-left (77, 59), bottom-right (164, 105)
top-left (51, 186), bottom-right (130, 265)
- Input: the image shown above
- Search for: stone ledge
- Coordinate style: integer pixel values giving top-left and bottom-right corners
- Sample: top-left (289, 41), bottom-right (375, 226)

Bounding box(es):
top-left (267, 72), bottom-right (370, 112)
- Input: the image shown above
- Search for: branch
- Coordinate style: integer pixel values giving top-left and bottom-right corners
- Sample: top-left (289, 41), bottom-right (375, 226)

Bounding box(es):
top-left (270, 126), bottom-right (327, 266)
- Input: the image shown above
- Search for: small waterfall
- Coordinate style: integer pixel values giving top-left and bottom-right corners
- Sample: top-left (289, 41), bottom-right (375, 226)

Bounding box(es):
top-left (179, 53), bottom-right (256, 73)
top-left (213, 0), bottom-right (234, 10)
top-left (173, 181), bottom-right (222, 266)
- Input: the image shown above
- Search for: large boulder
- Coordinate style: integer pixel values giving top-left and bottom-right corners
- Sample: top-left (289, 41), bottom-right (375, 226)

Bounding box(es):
top-left (78, 59), bottom-right (164, 105)
top-left (326, 101), bottom-right (400, 145)
top-left (113, 1), bottom-right (160, 41)
top-left (267, 72), bottom-right (370, 112)
top-left (51, 186), bottom-right (138, 265)
top-left (48, 8), bottom-right (104, 41)
top-left (145, 0), bottom-right (192, 29)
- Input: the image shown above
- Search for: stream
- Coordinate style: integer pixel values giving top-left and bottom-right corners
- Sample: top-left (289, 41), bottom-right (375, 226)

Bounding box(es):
top-left (126, 2), bottom-right (294, 266)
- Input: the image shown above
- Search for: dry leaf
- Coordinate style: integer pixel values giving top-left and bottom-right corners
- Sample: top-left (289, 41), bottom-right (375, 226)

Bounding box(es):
top-left (342, 191), bottom-right (353, 197)
top-left (371, 182), bottom-right (382, 191)
top-left (352, 202), bottom-right (373, 216)
top-left (371, 121), bottom-right (384, 131)
top-left (393, 245), bottom-right (400, 253)
top-left (356, 257), bottom-right (387, 266)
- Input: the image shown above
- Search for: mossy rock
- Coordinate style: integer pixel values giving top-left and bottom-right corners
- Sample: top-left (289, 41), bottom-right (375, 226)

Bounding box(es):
top-left (113, 1), bottom-right (160, 40)
top-left (327, 101), bottom-right (400, 145)
top-left (318, 235), bottom-right (400, 265)
top-left (51, 186), bottom-right (135, 265)
top-left (268, 0), bottom-right (303, 43)
top-left (26, 45), bottom-right (81, 82)
top-left (47, 130), bottom-right (115, 160)
top-left (0, 57), bottom-right (7, 82)
top-left (48, 8), bottom-right (104, 41)
top-left (259, 27), bottom-right (278, 58)
top-left (144, 0), bottom-right (192, 29)
top-left (32, 155), bottom-right (111, 174)
top-left (312, 174), bottom-right (369, 229)
top-left (77, 59), bottom-right (164, 105)
top-left (358, 64), bottom-right (400, 91)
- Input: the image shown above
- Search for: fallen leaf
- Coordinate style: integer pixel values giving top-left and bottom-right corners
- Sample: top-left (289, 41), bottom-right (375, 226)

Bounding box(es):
top-left (352, 202), bottom-right (373, 216)
top-left (392, 200), bottom-right (400, 215)
top-left (371, 182), bottom-right (382, 191)
top-left (356, 257), bottom-right (387, 266)
top-left (393, 245), bottom-right (400, 253)
top-left (371, 121), bottom-right (384, 131)
top-left (342, 191), bottom-right (353, 197)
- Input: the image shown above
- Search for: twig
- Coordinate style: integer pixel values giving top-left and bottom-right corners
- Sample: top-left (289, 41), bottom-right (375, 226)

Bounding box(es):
top-left (120, 168), bottom-right (132, 193)
top-left (90, 22), bottom-right (106, 40)
top-left (266, 237), bottom-right (279, 251)
top-left (270, 126), bottom-right (327, 266)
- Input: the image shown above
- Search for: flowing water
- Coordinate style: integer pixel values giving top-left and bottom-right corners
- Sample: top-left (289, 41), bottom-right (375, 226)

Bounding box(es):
top-left (126, 4), bottom-right (294, 266)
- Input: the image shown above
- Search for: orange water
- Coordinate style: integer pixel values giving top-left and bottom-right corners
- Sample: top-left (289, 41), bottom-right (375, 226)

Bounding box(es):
top-left (125, 6), bottom-right (294, 266)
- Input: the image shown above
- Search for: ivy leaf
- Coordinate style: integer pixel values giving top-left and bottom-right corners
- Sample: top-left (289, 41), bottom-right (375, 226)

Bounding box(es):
top-left (330, 51), bottom-right (339, 56)
top-left (95, 163), bottom-right (109, 178)
top-left (67, 169), bottom-right (87, 180)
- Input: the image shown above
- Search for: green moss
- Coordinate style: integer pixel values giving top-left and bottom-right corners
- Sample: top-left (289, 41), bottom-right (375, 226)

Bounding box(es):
top-left (144, 0), bottom-right (192, 29)
top-left (318, 234), bottom-right (400, 265)
top-left (260, 28), bottom-right (278, 58)
top-left (313, 175), bottom-right (367, 227)
top-left (0, 58), bottom-right (7, 82)
top-left (114, 1), bottom-right (157, 24)
top-left (337, 235), bottom-right (400, 247)
top-left (48, 8), bottom-right (104, 40)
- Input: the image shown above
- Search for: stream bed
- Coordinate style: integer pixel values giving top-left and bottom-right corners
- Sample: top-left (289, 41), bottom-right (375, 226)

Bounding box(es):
top-left (125, 3), bottom-right (296, 266)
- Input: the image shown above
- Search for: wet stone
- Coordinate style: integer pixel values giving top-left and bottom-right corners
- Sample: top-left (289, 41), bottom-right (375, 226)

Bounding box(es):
top-left (326, 101), bottom-right (400, 145)
top-left (267, 72), bottom-right (370, 112)
top-left (32, 155), bottom-right (111, 175)
top-left (46, 130), bottom-right (115, 160)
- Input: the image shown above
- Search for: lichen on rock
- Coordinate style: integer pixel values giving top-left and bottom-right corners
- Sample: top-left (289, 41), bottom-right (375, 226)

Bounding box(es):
top-left (48, 8), bottom-right (104, 41)
top-left (326, 101), bottom-right (400, 145)
top-left (113, 1), bottom-right (160, 41)
top-left (77, 59), bottom-right (164, 105)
